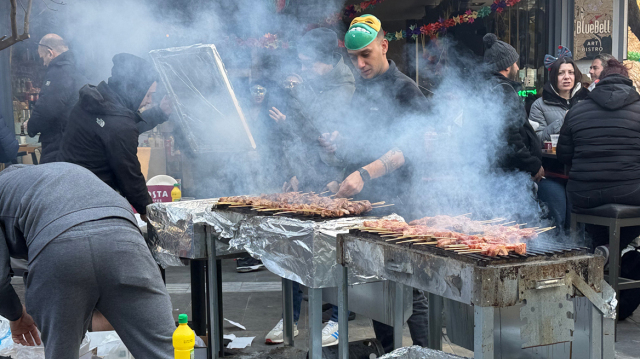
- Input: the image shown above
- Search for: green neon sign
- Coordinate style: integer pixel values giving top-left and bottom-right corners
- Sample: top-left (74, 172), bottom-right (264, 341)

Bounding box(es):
top-left (518, 89), bottom-right (537, 97)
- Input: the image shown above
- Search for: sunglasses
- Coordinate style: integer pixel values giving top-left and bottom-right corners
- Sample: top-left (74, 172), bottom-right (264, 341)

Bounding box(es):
top-left (251, 87), bottom-right (266, 95)
top-left (282, 79), bottom-right (301, 89)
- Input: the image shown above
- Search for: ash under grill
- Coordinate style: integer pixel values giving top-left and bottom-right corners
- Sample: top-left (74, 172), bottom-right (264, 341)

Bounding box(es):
top-left (349, 229), bottom-right (588, 266)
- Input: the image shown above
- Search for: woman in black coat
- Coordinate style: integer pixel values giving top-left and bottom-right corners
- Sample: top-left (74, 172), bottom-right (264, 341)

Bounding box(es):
top-left (558, 59), bottom-right (640, 320)
top-left (558, 59), bottom-right (640, 247)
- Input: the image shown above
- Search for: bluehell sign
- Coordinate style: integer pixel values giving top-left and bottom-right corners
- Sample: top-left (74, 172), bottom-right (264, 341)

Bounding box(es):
top-left (573, 0), bottom-right (613, 60)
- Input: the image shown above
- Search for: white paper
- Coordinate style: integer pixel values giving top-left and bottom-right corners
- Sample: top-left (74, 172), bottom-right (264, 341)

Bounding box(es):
top-left (223, 334), bottom-right (236, 341)
top-left (224, 318), bottom-right (246, 330)
top-left (226, 336), bottom-right (255, 349)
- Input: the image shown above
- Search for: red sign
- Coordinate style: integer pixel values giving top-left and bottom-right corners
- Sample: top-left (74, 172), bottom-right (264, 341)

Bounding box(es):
top-left (148, 185), bottom-right (175, 203)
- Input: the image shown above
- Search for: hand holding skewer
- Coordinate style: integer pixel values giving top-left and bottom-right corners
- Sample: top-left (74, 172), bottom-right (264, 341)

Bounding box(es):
top-left (335, 171), bottom-right (364, 198)
top-left (282, 176), bottom-right (299, 193)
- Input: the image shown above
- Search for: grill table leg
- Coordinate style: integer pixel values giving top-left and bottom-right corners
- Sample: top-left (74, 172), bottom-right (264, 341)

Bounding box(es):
top-left (309, 288), bottom-right (323, 359)
top-left (393, 282), bottom-right (404, 349)
top-left (191, 260), bottom-right (207, 336)
top-left (206, 227), bottom-right (221, 359)
top-left (338, 265), bottom-right (349, 359)
top-left (608, 223), bottom-right (620, 339)
top-left (589, 300), bottom-right (603, 359)
top-left (603, 313), bottom-right (615, 358)
top-left (282, 278), bottom-right (294, 346)
top-left (474, 306), bottom-right (494, 359)
top-left (427, 293), bottom-right (443, 350)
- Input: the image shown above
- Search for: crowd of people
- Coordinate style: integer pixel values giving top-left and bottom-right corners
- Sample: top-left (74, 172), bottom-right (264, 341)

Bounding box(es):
top-left (0, 12), bottom-right (639, 358)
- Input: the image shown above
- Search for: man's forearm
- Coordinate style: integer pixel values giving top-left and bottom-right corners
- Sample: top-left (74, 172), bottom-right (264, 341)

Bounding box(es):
top-left (362, 148), bottom-right (405, 179)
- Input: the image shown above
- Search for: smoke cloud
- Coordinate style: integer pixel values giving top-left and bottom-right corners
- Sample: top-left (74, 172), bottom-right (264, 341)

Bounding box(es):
top-left (30, 1), bottom-right (564, 233)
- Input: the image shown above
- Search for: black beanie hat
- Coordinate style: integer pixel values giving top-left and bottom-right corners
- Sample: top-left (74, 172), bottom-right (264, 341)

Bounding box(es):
top-left (108, 53), bottom-right (159, 112)
top-left (483, 33), bottom-right (519, 72)
top-left (297, 28), bottom-right (338, 65)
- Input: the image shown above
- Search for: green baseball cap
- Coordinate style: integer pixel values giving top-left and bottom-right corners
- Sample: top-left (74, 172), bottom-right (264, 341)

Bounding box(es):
top-left (344, 14), bottom-right (382, 51)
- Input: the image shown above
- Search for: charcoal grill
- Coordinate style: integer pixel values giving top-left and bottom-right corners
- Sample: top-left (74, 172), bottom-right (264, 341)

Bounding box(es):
top-left (336, 230), bottom-right (616, 359)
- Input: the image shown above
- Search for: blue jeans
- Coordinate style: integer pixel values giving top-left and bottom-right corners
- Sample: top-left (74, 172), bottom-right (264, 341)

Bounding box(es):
top-left (537, 178), bottom-right (568, 230)
top-left (289, 282), bottom-right (346, 323)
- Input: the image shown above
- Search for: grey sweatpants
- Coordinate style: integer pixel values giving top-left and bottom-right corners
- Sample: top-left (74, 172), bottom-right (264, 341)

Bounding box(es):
top-left (25, 218), bottom-right (175, 359)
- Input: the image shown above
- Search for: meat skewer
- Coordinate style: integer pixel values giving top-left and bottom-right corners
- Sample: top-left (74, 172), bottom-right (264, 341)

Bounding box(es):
top-left (218, 193), bottom-right (375, 218)
top-left (360, 217), bottom-right (533, 257)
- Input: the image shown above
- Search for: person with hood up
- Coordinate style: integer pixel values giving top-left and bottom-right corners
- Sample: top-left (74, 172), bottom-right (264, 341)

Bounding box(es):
top-left (264, 28), bottom-right (356, 347)
top-left (58, 54), bottom-right (171, 219)
top-left (25, 34), bottom-right (88, 163)
top-left (557, 59), bottom-right (640, 319)
top-left (0, 163), bottom-right (176, 359)
top-left (483, 33), bottom-right (544, 182)
top-left (269, 27), bottom-right (356, 193)
top-left (528, 47), bottom-right (588, 231)
top-left (529, 46), bottom-right (589, 142)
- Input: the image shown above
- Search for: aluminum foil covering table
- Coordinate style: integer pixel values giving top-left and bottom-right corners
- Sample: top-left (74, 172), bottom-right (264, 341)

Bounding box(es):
top-left (147, 199), bottom-right (248, 267)
top-left (379, 346), bottom-right (466, 359)
top-left (233, 213), bottom-right (404, 288)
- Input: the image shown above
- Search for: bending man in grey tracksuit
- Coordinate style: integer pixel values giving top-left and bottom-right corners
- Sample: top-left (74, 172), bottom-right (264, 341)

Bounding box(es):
top-left (0, 163), bottom-right (175, 359)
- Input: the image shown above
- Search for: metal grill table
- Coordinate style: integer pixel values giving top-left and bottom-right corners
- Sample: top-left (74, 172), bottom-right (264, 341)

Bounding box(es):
top-left (337, 230), bottom-right (617, 359)
top-left (147, 199), bottom-right (248, 359)
top-left (230, 210), bottom-right (413, 359)
top-left (149, 201), bottom-right (413, 359)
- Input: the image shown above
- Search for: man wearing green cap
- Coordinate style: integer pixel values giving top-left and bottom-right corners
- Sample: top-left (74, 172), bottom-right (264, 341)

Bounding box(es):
top-left (330, 14), bottom-right (429, 203)
top-left (322, 14), bottom-right (430, 353)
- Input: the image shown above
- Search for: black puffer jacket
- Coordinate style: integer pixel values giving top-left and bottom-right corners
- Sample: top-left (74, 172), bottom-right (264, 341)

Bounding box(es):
top-left (26, 51), bottom-right (88, 163)
top-left (490, 72), bottom-right (542, 176)
top-left (557, 74), bottom-right (640, 192)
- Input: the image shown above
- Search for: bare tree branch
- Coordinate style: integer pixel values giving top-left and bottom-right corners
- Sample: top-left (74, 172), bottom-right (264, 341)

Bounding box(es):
top-left (0, 0), bottom-right (33, 51)
top-left (10, 0), bottom-right (18, 40)
top-left (40, 0), bottom-right (58, 11)
top-left (24, 0), bottom-right (32, 34)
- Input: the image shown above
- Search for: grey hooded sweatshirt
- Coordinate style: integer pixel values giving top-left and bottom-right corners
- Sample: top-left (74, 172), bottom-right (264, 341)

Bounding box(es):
top-left (0, 163), bottom-right (137, 321)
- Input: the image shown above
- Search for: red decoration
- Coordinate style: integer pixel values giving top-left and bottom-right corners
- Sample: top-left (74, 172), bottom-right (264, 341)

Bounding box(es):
top-left (275, 0), bottom-right (287, 13)
top-left (444, 19), bottom-right (456, 27)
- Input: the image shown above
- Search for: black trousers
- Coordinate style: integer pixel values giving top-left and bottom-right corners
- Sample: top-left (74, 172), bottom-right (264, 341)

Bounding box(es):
top-left (569, 183), bottom-right (640, 249)
top-left (372, 289), bottom-right (429, 353)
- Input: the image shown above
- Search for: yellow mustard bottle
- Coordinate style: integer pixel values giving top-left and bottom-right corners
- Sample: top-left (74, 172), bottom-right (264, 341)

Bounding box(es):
top-left (173, 314), bottom-right (195, 359)
top-left (171, 183), bottom-right (182, 202)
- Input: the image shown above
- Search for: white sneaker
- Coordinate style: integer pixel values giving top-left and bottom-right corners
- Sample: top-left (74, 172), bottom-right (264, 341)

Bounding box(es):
top-left (265, 319), bottom-right (299, 344)
top-left (321, 320), bottom-right (339, 347)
